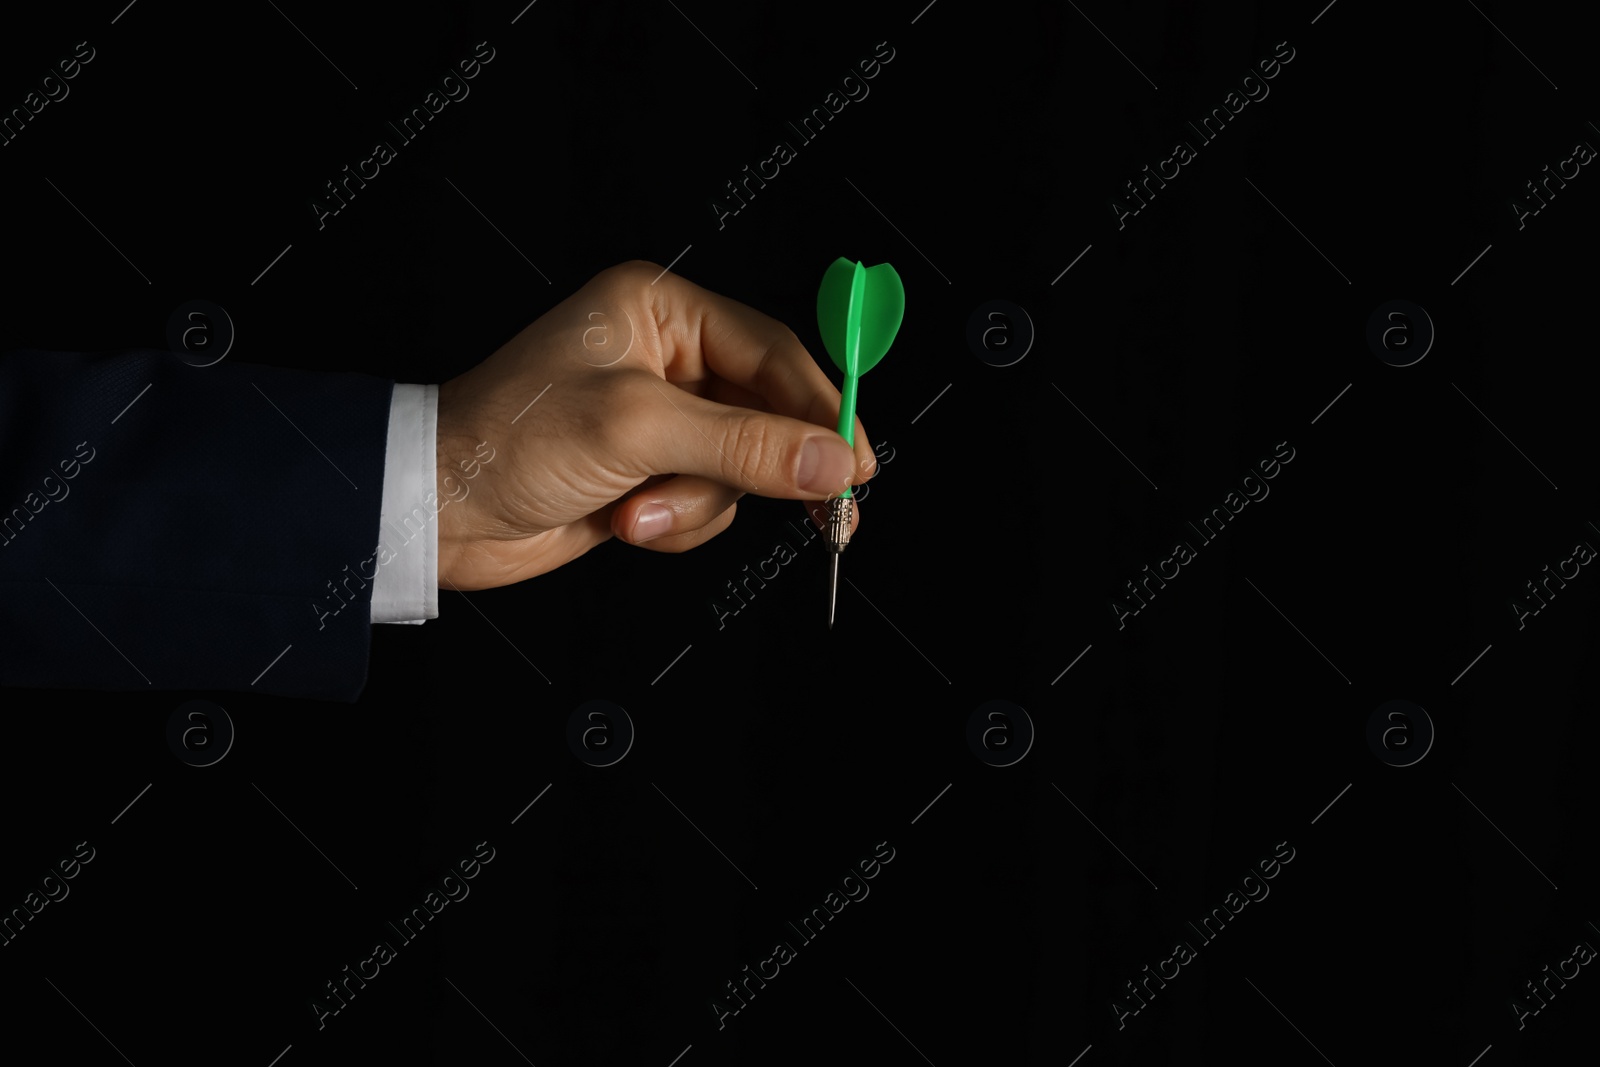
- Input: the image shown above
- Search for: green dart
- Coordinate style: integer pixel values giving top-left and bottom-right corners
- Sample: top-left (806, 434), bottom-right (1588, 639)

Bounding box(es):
top-left (815, 256), bottom-right (905, 629)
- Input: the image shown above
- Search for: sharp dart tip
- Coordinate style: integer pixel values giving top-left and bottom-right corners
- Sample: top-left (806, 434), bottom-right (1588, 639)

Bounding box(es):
top-left (828, 552), bottom-right (839, 629)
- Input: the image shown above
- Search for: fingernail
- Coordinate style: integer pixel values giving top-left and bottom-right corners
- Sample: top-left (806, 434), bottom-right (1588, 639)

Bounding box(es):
top-left (632, 504), bottom-right (673, 542)
top-left (799, 437), bottom-right (855, 494)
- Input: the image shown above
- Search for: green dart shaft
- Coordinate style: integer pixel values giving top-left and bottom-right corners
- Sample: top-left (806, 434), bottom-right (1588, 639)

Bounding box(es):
top-left (837, 372), bottom-right (859, 445)
top-left (834, 259), bottom-right (867, 499)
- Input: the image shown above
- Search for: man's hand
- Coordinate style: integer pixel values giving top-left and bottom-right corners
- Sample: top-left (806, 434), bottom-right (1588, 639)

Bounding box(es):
top-left (435, 261), bottom-right (877, 590)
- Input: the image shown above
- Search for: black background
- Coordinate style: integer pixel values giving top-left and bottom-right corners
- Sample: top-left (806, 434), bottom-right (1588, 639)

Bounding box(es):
top-left (2, 1), bottom-right (1596, 1064)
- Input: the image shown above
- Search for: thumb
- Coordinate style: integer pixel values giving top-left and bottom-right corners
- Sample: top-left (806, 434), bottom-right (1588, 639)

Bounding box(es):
top-left (639, 382), bottom-right (859, 499)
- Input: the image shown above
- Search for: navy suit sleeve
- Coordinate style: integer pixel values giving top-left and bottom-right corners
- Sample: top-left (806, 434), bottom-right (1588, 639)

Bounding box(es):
top-left (0, 348), bottom-right (395, 702)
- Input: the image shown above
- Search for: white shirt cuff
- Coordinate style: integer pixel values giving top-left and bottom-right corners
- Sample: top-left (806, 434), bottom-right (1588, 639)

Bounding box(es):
top-left (370, 383), bottom-right (440, 624)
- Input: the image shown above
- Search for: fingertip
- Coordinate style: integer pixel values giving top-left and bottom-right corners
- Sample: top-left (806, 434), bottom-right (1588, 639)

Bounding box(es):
top-left (621, 501), bottom-right (675, 544)
top-left (798, 433), bottom-right (858, 496)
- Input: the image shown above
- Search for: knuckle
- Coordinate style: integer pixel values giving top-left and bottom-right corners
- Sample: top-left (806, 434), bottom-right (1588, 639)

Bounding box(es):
top-left (757, 328), bottom-right (799, 388)
top-left (726, 417), bottom-right (778, 484)
top-left (598, 260), bottom-right (659, 289)
top-left (698, 503), bottom-right (737, 543)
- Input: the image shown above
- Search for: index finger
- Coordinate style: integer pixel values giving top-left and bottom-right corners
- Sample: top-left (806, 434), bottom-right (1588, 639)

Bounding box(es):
top-left (638, 264), bottom-right (878, 480)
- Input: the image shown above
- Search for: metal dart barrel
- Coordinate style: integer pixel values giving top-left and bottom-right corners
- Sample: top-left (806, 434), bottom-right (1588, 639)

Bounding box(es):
top-left (826, 495), bottom-right (854, 552)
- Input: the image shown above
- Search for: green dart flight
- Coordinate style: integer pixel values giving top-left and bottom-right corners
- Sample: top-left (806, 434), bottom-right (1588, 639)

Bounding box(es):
top-left (815, 256), bottom-right (905, 628)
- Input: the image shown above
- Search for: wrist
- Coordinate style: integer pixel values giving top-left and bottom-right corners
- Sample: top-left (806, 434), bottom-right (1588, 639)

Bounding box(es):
top-left (435, 377), bottom-right (479, 589)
